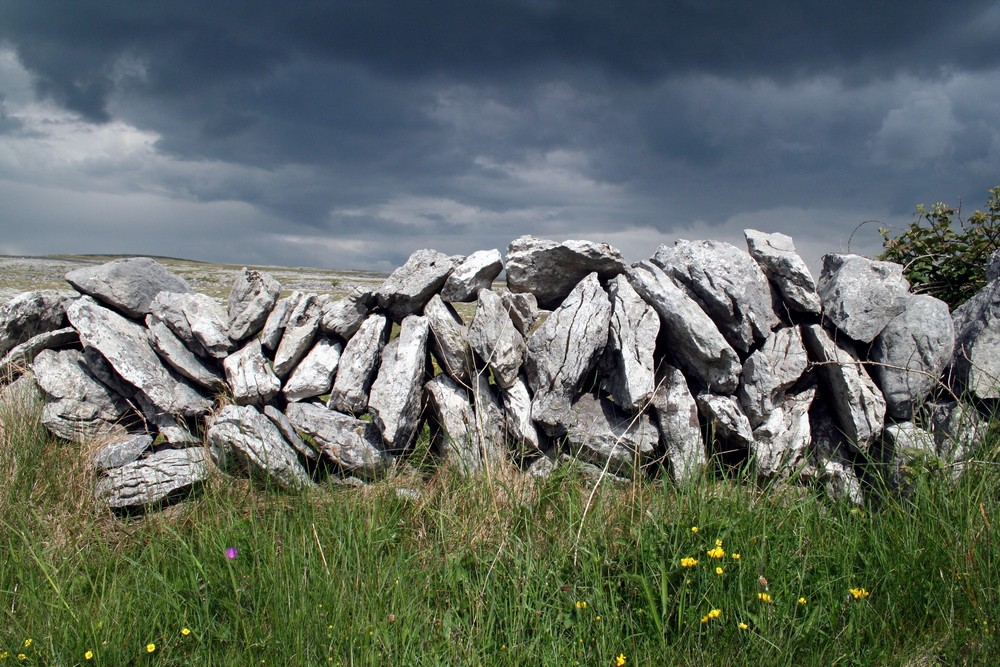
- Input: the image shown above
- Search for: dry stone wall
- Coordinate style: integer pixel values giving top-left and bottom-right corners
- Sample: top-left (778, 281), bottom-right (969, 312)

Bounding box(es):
top-left (2, 232), bottom-right (997, 514)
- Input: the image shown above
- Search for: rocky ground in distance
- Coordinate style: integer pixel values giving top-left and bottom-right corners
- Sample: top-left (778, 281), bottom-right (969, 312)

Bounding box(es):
top-left (0, 255), bottom-right (387, 303)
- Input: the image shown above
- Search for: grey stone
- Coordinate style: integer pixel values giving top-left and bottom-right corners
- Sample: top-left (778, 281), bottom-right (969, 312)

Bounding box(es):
top-left (259, 292), bottom-right (298, 352)
top-left (468, 289), bottom-right (525, 389)
top-left (66, 257), bottom-right (192, 319)
top-left (272, 293), bottom-right (321, 378)
top-left (263, 405), bottom-right (320, 461)
top-left (0, 373), bottom-right (43, 412)
top-left (525, 273), bottom-right (611, 434)
top-left (284, 402), bottom-right (390, 478)
top-left (328, 313), bottom-right (389, 414)
top-left (803, 400), bottom-right (864, 505)
top-left (599, 275), bottom-right (659, 411)
top-left (927, 401), bottom-right (985, 476)
top-left (802, 324), bottom-right (886, 452)
top-left (67, 297), bottom-right (211, 417)
top-left (441, 249), bottom-right (504, 302)
top-left (283, 337), bottom-right (342, 402)
top-left (652, 239), bottom-right (779, 353)
top-left (424, 295), bottom-right (473, 384)
top-left (1, 327), bottom-right (78, 376)
top-left (626, 261), bottom-right (741, 393)
top-left (92, 434), bottom-right (153, 471)
top-left (368, 315), bottom-right (429, 450)
top-left (0, 291), bottom-right (74, 358)
top-left (869, 294), bottom-right (954, 419)
top-left (737, 326), bottom-right (809, 427)
top-left (31, 348), bottom-right (131, 441)
top-left (497, 374), bottom-right (542, 454)
top-left (988, 249), bottom-right (1000, 283)
top-left (227, 268), bottom-right (281, 342)
top-left (649, 363), bottom-right (705, 484)
top-left (505, 236), bottom-right (627, 309)
top-left (751, 388), bottom-right (815, 481)
top-left (424, 374), bottom-right (480, 474)
top-left (95, 447), bottom-right (208, 511)
top-left (563, 394), bottom-right (658, 477)
top-left (950, 276), bottom-right (1000, 400)
top-left (319, 287), bottom-right (373, 340)
top-left (149, 292), bottom-right (232, 359)
top-left (880, 422), bottom-right (938, 492)
top-left (696, 393), bottom-right (755, 451)
top-left (132, 392), bottom-right (199, 446)
top-left (470, 373), bottom-right (508, 465)
top-left (817, 254), bottom-right (910, 343)
top-left (375, 249), bottom-right (461, 320)
top-left (744, 229), bottom-right (822, 314)
top-left (558, 453), bottom-right (634, 484)
top-left (146, 314), bottom-right (226, 393)
top-left (207, 404), bottom-right (314, 490)
top-left (527, 456), bottom-right (556, 479)
top-left (500, 291), bottom-right (540, 336)
top-left (222, 338), bottom-right (281, 406)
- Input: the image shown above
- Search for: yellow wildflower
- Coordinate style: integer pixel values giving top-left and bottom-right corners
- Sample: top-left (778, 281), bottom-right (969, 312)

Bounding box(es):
top-left (680, 557), bottom-right (699, 568)
top-left (731, 553), bottom-right (741, 560)
top-left (182, 627), bottom-right (191, 636)
top-left (715, 539), bottom-right (723, 547)
top-left (146, 643), bottom-right (156, 653)
top-left (576, 600), bottom-right (587, 609)
top-left (739, 622), bottom-right (749, 630)
top-left (708, 608), bottom-right (722, 619)
top-left (715, 567), bottom-right (724, 575)
top-left (0, 652), bottom-right (8, 659)
top-left (798, 597), bottom-right (807, 605)
top-left (707, 546), bottom-right (725, 559)
top-left (21, 641), bottom-right (31, 649)
top-left (17, 656), bottom-right (26, 662)
top-left (691, 526), bottom-right (698, 534)
top-left (616, 654), bottom-right (627, 666)
top-left (849, 587), bottom-right (870, 600)
top-left (85, 650), bottom-right (94, 660)
top-left (758, 592), bottom-right (773, 603)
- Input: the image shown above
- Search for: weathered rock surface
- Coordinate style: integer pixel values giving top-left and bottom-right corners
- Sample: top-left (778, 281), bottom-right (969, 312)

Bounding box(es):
top-left (132, 392), bottom-right (199, 446)
top-left (207, 404), bottom-right (314, 490)
top-left (227, 268), bottom-right (280, 342)
top-left (0, 290), bottom-right (74, 358)
top-left (497, 374), bottom-right (541, 454)
top-left (804, 400), bottom-right (864, 505)
top-left (375, 249), bottom-right (461, 320)
top-left (92, 434), bottom-right (153, 471)
top-left (950, 275), bottom-right (1000, 400)
top-left (525, 273), bottom-right (611, 434)
top-left (649, 363), bottom-right (704, 483)
top-left (468, 289), bottom-right (525, 389)
top-left (737, 326), bottom-right (809, 427)
top-left (816, 254), bottom-right (909, 343)
top-left (95, 447), bottom-right (208, 512)
top-left (272, 294), bottom-right (320, 378)
top-left (869, 294), bottom-right (954, 419)
top-left (424, 374), bottom-right (480, 474)
top-left (319, 287), bottom-right (373, 340)
top-left (880, 422), bottom-right (937, 492)
top-left (696, 393), bottom-right (755, 451)
top-left (263, 405), bottom-right (319, 461)
top-left (283, 337), bottom-right (342, 402)
top-left (600, 275), bottom-right (659, 411)
top-left (66, 257), bottom-right (192, 319)
top-left (563, 394), bottom-right (658, 477)
top-left (501, 291), bottom-right (541, 336)
top-left (744, 229), bottom-right (821, 314)
top-left (328, 313), bottom-right (389, 414)
top-left (927, 401), bottom-right (985, 475)
top-left (259, 292), bottom-right (298, 351)
top-left (626, 262), bottom-right (741, 393)
top-left (368, 315), bottom-right (429, 450)
top-left (67, 297), bottom-right (211, 417)
top-left (802, 324), bottom-right (885, 452)
top-left (424, 295), bottom-right (472, 384)
top-left (284, 402), bottom-right (389, 477)
top-left (146, 314), bottom-right (226, 392)
top-left (440, 249), bottom-right (503, 302)
top-left (149, 292), bottom-right (232, 359)
top-left (1, 327), bottom-right (78, 375)
top-left (751, 388), bottom-right (814, 481)
top-left (652, 239), bottom-right (778, 353)
top-left (32, 348), bottom-right (131, 441)
top-left (223, 338), bottom-right (281, 406)
top-left (0, 373), bottom-right (42, 412)
top-left (506, 236), bottom-right (627, 309)
top-left (470, 373), bottom-right (508, 464)
top-left (988, 248), bottom-right (1000, 283)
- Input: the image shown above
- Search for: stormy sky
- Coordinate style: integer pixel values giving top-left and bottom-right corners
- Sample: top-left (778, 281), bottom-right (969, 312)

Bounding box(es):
top-left (1, 2), bottom-right (998, 272)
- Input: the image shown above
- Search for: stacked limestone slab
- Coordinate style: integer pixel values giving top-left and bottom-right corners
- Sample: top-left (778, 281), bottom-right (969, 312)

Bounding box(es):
top-left (2, 232), bottom-right (996, 513)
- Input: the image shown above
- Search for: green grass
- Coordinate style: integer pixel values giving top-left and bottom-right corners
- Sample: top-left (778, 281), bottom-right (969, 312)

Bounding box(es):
top-left (1, 389), bottom-right (998, 666)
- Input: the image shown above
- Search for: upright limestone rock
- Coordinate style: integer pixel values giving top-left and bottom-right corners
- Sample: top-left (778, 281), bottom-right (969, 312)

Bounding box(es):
top-left (649, 363), bottom-right (705, 484)
top-left (424, 374), bottom-right (480, 474)
top-left (744, 229), bottom-right (821, 314)
top-left (375, 249), bottom-right (461, 321)
top-left (284, 402), bottom-right (389, 478)
top-left (652, 239), bottom-right (778, 353)
top-left (600, 275), bottom-right (659, 411)
top-left (802, 324), bottom-right (886, 452)
top-left (751, 388), bottom-right (815, 481)
top-left (67, 297), bottom-right (211, 417)
top-left (223, 338), bottom-right (281, 406)
top-left (626, 261), bottom-right (741, 393)
top-left (470, 374), bottom-right (508, 465)
top-left (95, 448), bottom-right (208, 512)
top-left (227, 268), bottom-right (280, 342)
top-left (440, 249), bottom-right (503, 302)
top-left (149, 292), bottom-right (232, 359)
top-left (506, 236), bottom-right (627, 309)
top-left (817, 254), bottom-right (909, 343)
top-left (424, 295), bottom-right (473, 384)
top-left (804, 400), bottom-right (864, 505)
top-left (283, 337), bottom-right (342, 402)
top-left (328, 313), bottom-right (389, 414)
top-left (501, 291), bottom-right (540, 336)
top-left (696, 393), bottom-right (755, 451)
top-left (869, 294), bottom-right (954, 419)
top-left (927, 401), bottom-right (985, 476)
top-left (0, 291), bottom-right (74, 358)
top-left (563, 394), bottom-right (658, 478)
top-left (879, 422), bottom-right (937, 493)
top-left (259, 292), bottom-right (299, 352)
top-left (737, 326), bottom-right (809, 427)
top-left (146, 314), bottom-right (227, 393)
top-left (468, 289), bottom-right (525, 389)
top-left (368, 315), bottom-right (429, 450)
top-left (497, 374), bottom-right (542, 454)
top-left (66, 257), bottom-right (192, 319)
top-left (950, 271), bottom-right (1000, 400)
top-left (207, 404), bottom-right (314, 490)
top-left (320, 287), bottom-right (373, 340)
top-left (273, 293), bottom-right (321, 378)
top-left (264, 405), bottom-right (320, 461)
top-left (525, 273), bottom-right (611, 434)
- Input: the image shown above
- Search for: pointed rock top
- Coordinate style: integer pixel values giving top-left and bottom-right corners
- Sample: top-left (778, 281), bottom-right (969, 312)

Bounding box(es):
top-left (66, 257), bottom-right (192, 318)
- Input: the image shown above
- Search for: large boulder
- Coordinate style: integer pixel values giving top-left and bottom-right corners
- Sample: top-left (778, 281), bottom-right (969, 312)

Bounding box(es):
top-left (227, 268), bottom-right (281, 342)
top-left (95, 447), bottom-right (208, 512)
top-left (284, 402), bottom-right (390, 478)
top-left (744, 229), bottom-right (821, 314)
top-left (145, 314), bottom-right (226, 393)
top-left (816, 254), bottom-right (910, 343)
top-left (468, 289), bottom-right (525, 389)
top-left (66, 257), bottom-right (191, 319)
top-left (283, 337), bottom-right (342, 402)
top-left (750, 388), bottom-right (814, 481)
top-left (649, 363), bottom-right (705, 484)
top-left (0, 291), bottom-right (74, 358)
top-left (626, 262), bottom-right (741, 393)
top-left (869, 294), bottom-right (954, 419)
top-left (652, 239), bottom-right (779, 353)
top-left (272, 294), bottom-right (321, 378)
top-left (374, 249), bottom-right (461, 321)
top-left (368, 315), bottom-right (429, 450)
top-left (599, 275), bottom-right (659, 412)
top-left (440, 249), bottom-right (503, 302)
top-left (222, 338), bottom-right (281, 406)
top-left (424, 295), bottom-right (473, 384)
top-left (506, 236), bottom-right (627, 309)
top-left (525, 273), bottom-right (611, 434)
top-left (563, 394), bottom-right (658, 477)
top-left (328, 313), bottom-right (390, 414)
top-left (149, 292), bottom-right (232, 359)
top-left (950, 273), bottom-right (1000, 400)
top-left (737, 326), bottom-right (809, 427)
top-left (207, 404), bottom-right (314, 490)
